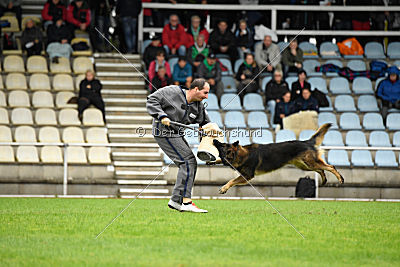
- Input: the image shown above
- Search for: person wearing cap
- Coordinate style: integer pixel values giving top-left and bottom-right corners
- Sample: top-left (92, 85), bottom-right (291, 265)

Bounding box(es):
top-left (146, 78), bottom-right (211, 213)
top-left (255, 34), bottom-right (281, 73)
top-left (376, 66), bottom-right (400, 121)
top-left (290, 69), bottom-right (311, 101)
top-left (67, 0), bottom-right (91, 31)
top-left (208, 19), bottom-right (237, 64)
top-left (196, 53), bottom-right (224, 99)
top-left (143, 34), bottom-right (166, 68)
top-left (281, 38), bottom-right (303, 77)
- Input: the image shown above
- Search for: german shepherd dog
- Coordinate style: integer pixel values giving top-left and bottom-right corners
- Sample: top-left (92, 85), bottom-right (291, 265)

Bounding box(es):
top-left (211, 123), bottom-right (344, 194)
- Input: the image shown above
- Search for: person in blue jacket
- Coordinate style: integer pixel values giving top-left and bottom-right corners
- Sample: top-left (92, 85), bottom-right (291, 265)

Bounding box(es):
top-left (274, 91), bottom-right (296, 128)
top-left (376, 66), bottom-right (400, 121)
top-left (173, 56), bottom-right (193, 88)
top-left (294, 88), bottom-right (319, 113)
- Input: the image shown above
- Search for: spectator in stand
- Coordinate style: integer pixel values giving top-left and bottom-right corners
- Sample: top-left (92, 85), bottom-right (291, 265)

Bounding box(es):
top-left (186, 34), bottom-right (209, 74)
top-left (143, 34), bottom-right (166, 69)
top-left (173, 56), bottom-right (193, 88)
top-left (208, 19), bottom-right (237, 64)
top-left (21, 19), bottom-right (43, 57)
top-left (148, 50), bottom-right (172, 91)
top-left (294, 88), bottom-right (319, 113)
top-left (0, 0), bottom-right (22, 29)
top-left (196, 53), bottom-right (224, 99)
top-left (234, 19), bottom-right (254, 59)
top-left (265, 70), bottom-right (289, 126)
top-left (255, 35), bottom-right (281, 73)
top-left (162, 14), bottom-right (187, 56)
top-left (186, 15), bottom-right (209, 48)
top-left (41, 0), bottom-right (67, 30)
top-left (290, 69), bottom-right (310, 101)
top-left (152, 66), bottom-right (172, 92)
top-left (235, 53), bottom-right (260, 101)
top-left (67, 0), bottom-right (91, 31)
top-left (46, 18), bottom-right (74, 62)
top-left (281, 38), bottom-right (303, 76)
top-left (78, 70), bottom-right (105, 122)
top-left (376, 66), bottom-right (400, 121)
top-left (116, 0), bottom-right (142, 54)
top-left (274, 91), bottom-right (296, 129)
top-left (92, 0), bottom-right (113, 52)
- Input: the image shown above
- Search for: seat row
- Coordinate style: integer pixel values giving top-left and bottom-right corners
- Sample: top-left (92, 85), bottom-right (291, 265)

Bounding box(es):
top-left (0, 90), bottom-right (80, 108)
top-left (1, 55), bottom-right (94, 74)
top-left (0, 107), bottom-right (104, 126)
top-left (0, 73), bottom-right (84, 91)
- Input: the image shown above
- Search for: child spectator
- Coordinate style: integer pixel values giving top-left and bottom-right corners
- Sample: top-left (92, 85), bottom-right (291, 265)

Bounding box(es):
top-left (265, 70), bottom-right (289, 126)
top-left (78, 70), bottom-right (105, 122)
top-left (255, 35), bottom-right (281, 73)
top-left (234, 19), bottom-right (254, 59)
top-left (281, 38), bottom-right (303, 76)
top-left (186, 15), bottom-right (209, 47)
top-left (116, 0), bottom-right (142, 53)
top-left (151, 66), bottom-right (172, 92)
top-left (148, 51), bottom-right (172, 91)
top-left (46, 18), bottom-right (74, 62)
top-left (294, 88), bottom-right (319, 112)
top-left (209, 19), bottom-right (237, 64)
top-left (143, 34), bottom-right (166, 69)
top-left (196, 53), bottom-right (224, 99)
top-left (274, 91), bottom-right (296, 129)
top-left (290, 69), bottom-right (311, 101)
top-left (21, 19), bottom-right (43, 57)
top-left (41, 0), bottom-right (67, 30)
top-left (186, 34), bottom-right (209, 73)
top-left (162, 14), bottom-right (187, 56)
top-left (376, 66), bottom-right (400, 121)
top-left (173, 56), bottom-right (193, 88)
top-left (235, 53), bottom-right (259, 100)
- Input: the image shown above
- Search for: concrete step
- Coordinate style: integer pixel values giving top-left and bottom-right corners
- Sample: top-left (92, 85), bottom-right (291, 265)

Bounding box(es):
top-left (108, 133), bottom-right (154, 142)
top-left (119, 188), bottom-right (169, 194)
top-left (101, 80), bottom-right (145, 89)
top-left (114, 161), bottom-right (164, 167)
top-left (107, 124), bottom-right (152, 129)
top-left (112, 151), bottom-right (162, 161)
top-left (95, 62), bottom-right (142, 72)
top-left (117, 179), bottom-right (167, 185)
top-left (97, 72), bottom-right (142, 78)
top-left (106, 114), bottom-right (152, 121)
top-left (105, 106), bottom-right (148, 113)
top-left (103, 98), bottom-right (146, 107)
top-left (116, 169), bottom-right (167, 179)
top-left (101, 89), bottom-right (147, 96)
top-left (93, 53), bottom-right (141, 60)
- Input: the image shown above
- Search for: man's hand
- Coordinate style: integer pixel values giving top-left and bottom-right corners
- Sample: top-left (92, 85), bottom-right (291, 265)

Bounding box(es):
top-left (241, 74), bottom-right (246, 80)
top-left (161, 117), bottom-right (171, 126)
top-left (280, 114), bottom-right (285, 119)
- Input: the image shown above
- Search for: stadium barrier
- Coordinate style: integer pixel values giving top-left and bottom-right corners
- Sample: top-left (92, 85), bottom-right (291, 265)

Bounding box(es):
top-left (138, 3), bottom-right (400, 52)
top-left (0, 142), bottom-right (399, 197)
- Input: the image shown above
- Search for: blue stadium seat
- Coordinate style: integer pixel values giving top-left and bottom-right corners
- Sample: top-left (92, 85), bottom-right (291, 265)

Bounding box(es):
top-left (299, 42), bottom-right (318, 59)
top-left (247, 111), bottom-right (269, 129)
top-left (351, 150), bottom-right (374, 167)
top-left (320, 42), bottom-right (341, 59)
top-left (375, 150), bottom-right (398, 167)
top-left (357, 95), bottom-right (379, 112)
top-left (221, 76), bottom-right (237, 93)
top-left (365, 42), bottom-right (386, 59)
top-left (219, 58), bottom-right (233, 75)
top-left (394, 60), bottom-right (400, 68)
top-left (224, 111), bottom-right (246, 128)
top-left (141, 39), bottom-right (152, 54)
top-left (275, 129), bottom-right (296, 143)
top-left (329, 77), bottom-right (350, 94)
top-left (323, 130), bottom-right (344, 146)
top-left (394, 132), bottom-right (400, 147)
top-left (319, 97), bottom-right (334, 112)
top-left (252, 129), bottom-right (273, 144)
top-left (308, 77), bottom-right (328, 94)
top-left (204, 93), bottom-right (219, 110)
top-left (285, 77), bottom-right (297, 90)
top-left (340, 113), bottom-right (362, 130)
top-left (345, 130), bottom-right (368, 147)
top-left (352, 77), bottom-right (374, 95)
top-left (234, 59), bottom-right (243, 73)
top-left (261, 76), bottom-right (272, 92)
top-left (277, 42), bottom-right (289, 52)
top-left (347, 60), bottom-right (366, 71)
top-left (363, 113), bottom-right (385, 130)
top-left (168, 57), bottom-right (179, 72)
top-left (299, 130), bottom-right (315, 141)
top-left (386, 114), bottom-right (400, 130)
top-left (184, 129), bottom-right (200, 145)
top-left (220, 93), bottom-right (242, 110)
top-left (369, 131), bottom-right (391, 147)
top-left (334, 95), bottom-right (356, 112)
top-left (318, 112), bottom-right (338, 129)
top-left (303, 60), bottom-right (322, 77)
top-left (243, 93), bottom-right (264, 111)
top-left (328, 150), bottom-right (350, 166)
top-left (229, 128), bottom-right (251, 146)
top-left (388, 42), bottom-right (400, 59)
top-left (207, 111), bottom-right (224, 128)
top-left (324, 60), bottom-right (343, 77)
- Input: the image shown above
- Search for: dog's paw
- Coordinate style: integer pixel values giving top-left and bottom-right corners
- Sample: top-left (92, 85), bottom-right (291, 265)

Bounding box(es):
top-left (321, 178), bottom-right (327, 186)
top-left (339, 176), bottom-right (344, 184)
top-left (219, 186), bottom-right (228, 194)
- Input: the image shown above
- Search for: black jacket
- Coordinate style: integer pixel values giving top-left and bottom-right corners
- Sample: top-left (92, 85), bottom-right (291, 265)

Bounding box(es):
top-left (294, 96), bottom-right (319, 112)
top-left (236, 63), bottom-right (260, 81)
top-left (47, 23), bottom-right (74, 44)
top-left (143, 44), bottom-right (166, 68)
top-left (209, 28), bottom-right (235, 51)
top-left (79, 79), bottom-right (103, 99)
top-left (265, 80), bottom-right (289, 102)
top-left (274, 101), bottom-right (296, 125)
top-left (291, 80), bottom-right (311, 101)
top-left (195, 60), bottom-right (222, 82)
top-left (21, 26), bottom-right (43, 46)
top-left (234, 27), bottom-right (254, 49)
top-left (116, 0), bottom-right (142, 18)
top-left (151, 75), bottom-right (172, 92)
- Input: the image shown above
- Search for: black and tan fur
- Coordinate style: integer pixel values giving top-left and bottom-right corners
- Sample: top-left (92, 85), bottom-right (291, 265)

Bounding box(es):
top-left (211, 123), bottom-right (344, 194)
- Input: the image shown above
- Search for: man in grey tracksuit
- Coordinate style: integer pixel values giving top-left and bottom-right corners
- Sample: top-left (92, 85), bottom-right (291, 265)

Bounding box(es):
top-left (146, 78), bottom-right (211, 213)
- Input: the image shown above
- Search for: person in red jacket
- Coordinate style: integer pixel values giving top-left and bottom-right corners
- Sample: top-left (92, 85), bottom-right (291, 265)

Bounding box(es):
top-left (162, 14), bottom-right (187, 56)
top-left (186, 15), bottom-right (209, 48)
top-left (67, 0), bottom-right (91, 31)
top-left (41, 0), bottom-right (67, 30)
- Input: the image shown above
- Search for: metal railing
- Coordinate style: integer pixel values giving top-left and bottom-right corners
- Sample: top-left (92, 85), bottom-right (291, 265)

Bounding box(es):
top-left (0, 142), bottom-right (399, 196)
top-left (138, 3), bottom-right (400, 52)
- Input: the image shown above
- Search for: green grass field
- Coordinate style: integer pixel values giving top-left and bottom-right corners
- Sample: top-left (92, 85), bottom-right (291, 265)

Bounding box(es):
top-left (0, 198), bottom-right (399, 266)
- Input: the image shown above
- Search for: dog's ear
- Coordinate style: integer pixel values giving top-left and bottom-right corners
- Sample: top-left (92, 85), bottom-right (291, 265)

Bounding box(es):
top-left (232, 140), bottom-right (239, 147)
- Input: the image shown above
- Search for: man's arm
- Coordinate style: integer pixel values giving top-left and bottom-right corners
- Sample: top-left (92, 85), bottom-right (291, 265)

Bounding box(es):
top-left (146, 89), bottom-right (168, 120)
top-left (255, 43), bottom-right (267, 67)
top-left (270, 45), bottom-right (281, 68)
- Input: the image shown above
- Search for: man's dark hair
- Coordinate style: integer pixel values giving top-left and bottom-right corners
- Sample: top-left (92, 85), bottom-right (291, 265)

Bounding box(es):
top-left (156, 50), bottom-right (165, 57)
top-left (178, 56), bottom-right (186, 62)
top-left (190, 78), bottom-right (207, 90)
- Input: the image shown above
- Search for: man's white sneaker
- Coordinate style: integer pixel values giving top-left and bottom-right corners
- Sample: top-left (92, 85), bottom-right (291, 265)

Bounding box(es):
top-left (181, 202), bottom-right (208, 213)
top-left (168, 199), bottom-right (182, 211)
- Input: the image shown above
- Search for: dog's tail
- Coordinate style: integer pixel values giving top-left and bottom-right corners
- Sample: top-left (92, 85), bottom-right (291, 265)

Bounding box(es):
top-left (309, 123), bottom-right (332, 147)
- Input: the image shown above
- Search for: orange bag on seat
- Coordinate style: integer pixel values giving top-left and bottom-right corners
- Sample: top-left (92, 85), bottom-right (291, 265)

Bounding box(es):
top-left (337, 38), bottom-right (364, 56)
